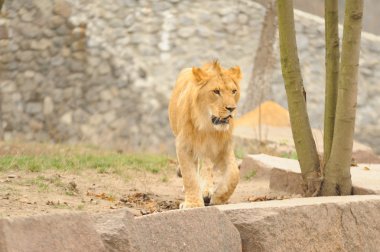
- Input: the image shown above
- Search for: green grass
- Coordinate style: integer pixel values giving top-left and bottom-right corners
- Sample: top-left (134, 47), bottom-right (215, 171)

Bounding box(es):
top-left (244, 170), bottom-right (257, 181)
top-left (0, 153), bottom-right (171, 174)
top-left (234, 147), bottom-right (246, 159)
top-left (77, 204), bottom-right (85, 210)
top-left (27, 175), bottom-right (50, 192)
top-left (281, 151), bottom-right (298, 160)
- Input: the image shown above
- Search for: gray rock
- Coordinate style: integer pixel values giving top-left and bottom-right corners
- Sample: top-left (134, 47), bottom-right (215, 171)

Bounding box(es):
top-left (1, 80), bottom-right (17, 93)
top-left (219, 196), bottom-right (380, 252)
top-left (19, 23), bottom-right (40, 38)
top-left (60, 112), bottom-right (73, 125)
top-left (25, 102), bottom-right (42, 114)
top-left (178, 27), bottom-right (195, 38)
top-left (197, 26), bottom-right (212, 37)
top-left (0, 213), bottom-right (105, 252)
top-left (124, 14), bottom-right (135, 27)
top-left (93, 209), bottom-right (139, 252)
top-left (16, 51), bottom-right (34, 62)
top-left (53, 0), bottom-right (72, 18)
top-left (238, 13), bottom-right (249, 24)
top-left (19, 8), bottom-right (36, 22)
top-left (222, 13), bottom-right (237, 24)
top-left (179, 16), bottom-right (194, 26)
top-left (49, 15), bottom-right (65, 29)
top-left (134, 207), bottom-right (241, 252)
top-left (43, 96), bottom-right (54, 115)
top-left (152, 1), bottom-right (172, 12)
top-left (30, 39), bottom-right (51, 51)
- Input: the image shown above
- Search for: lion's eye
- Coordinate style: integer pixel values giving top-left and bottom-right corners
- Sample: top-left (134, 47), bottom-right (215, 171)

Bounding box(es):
top-left (213, 89), bottom-right (221, 95)
top-left (232, 89), bottom-right (237, 94)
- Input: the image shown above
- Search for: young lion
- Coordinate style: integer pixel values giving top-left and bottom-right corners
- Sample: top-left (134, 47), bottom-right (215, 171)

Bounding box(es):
top-left (168, 61), bottom-right (242, 208)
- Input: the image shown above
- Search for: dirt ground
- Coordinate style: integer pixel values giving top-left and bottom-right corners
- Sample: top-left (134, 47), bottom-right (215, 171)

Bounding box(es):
top-left (1, 138), bottom-right (378, 218)
top-left (0, 165), bottom-right (285, 217)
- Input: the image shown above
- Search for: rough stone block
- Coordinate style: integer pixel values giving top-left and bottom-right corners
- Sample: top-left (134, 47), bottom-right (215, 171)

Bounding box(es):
top-left (239, 154), bottom-right (273, 179)
top-left (0, 212), bottom-right (106, 252)
top-left (93, 208), bottom-right (139, 252)
top-left (245, 154), bottom-right (380, 195)
top-left (133, 207), bottom-right (241, 252)
top-left (94, 207), bottom-right (241, 252)
top-left (270, 168), bottom-right (304, 194)
top-left (218, 195), bottom-right (380, 252)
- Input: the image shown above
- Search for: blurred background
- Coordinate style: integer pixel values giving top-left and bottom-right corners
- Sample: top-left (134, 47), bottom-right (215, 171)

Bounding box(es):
top-left (0, 0), bottom-right (379, 154)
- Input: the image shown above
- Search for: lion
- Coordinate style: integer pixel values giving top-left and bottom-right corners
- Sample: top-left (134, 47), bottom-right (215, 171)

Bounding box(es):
top-left (168, 61), bottom-right (242, 208)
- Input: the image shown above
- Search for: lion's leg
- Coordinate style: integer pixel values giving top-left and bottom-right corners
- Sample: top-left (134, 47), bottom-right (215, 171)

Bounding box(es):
top-left (199, 158), bottom-right (214, 206)
top-left (211, 150), bottom-right (239, 205)
top-left (176, 141), bottom-right (204, 208)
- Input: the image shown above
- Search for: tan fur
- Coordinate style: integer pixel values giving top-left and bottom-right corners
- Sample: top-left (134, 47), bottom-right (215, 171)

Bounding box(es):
top-left (168, 61), bottom-right (242, 208)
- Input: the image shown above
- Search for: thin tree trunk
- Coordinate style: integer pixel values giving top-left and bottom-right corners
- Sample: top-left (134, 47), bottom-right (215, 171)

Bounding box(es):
top-left (0, 0), bottom-right (4, 140)
top-left (323, 0), bottom-right (340, 164)
top-left (240, 0), bottom-right (277, 115)
top-left (277, 0), bottom-right (321, 196)
top-left (321, 0), bottom-right (363, 196)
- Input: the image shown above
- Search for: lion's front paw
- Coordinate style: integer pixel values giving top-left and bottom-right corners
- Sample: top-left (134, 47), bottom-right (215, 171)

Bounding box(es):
top-left (202, 190), bottom-right (213, 206)
top-left (210, 195), bottom-right (228, 206)
top-left (179, 201), bottom-right (204, 209)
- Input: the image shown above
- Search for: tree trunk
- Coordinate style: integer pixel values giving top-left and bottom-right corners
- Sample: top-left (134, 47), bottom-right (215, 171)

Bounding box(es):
top-left (277, 0), bottom-right (321, 196)
top-left (321, 0), bottom-right (363, 196)
top-left (323, 0), bottom-right (340, 164)
top-left (240, 0), bottom-right (277, 115)
top-left (0, 0), bottom-right (3, 140)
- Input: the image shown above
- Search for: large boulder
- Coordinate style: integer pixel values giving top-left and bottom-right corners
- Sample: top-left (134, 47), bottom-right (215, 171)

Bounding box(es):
top-left (0, 212), bottom-right (106, 252)
top-left (133, 207), bottom-right (241, 252)
top-left (218, 195), bottom-right (380, 252)
top-left (94, 207), bottom-right (242, 252)
top-left (93, 209), bottom-right (139, 252)
top-left (242, 154), bottom-right (380, 195)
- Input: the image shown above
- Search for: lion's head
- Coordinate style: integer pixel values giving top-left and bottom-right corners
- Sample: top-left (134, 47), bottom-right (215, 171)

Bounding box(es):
top-left (191, 61), bottom-right (242, 131)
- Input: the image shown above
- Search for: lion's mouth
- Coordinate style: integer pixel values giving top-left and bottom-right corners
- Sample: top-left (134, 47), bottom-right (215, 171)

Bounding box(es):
top-left (211, 115), bottom-right (232, 125)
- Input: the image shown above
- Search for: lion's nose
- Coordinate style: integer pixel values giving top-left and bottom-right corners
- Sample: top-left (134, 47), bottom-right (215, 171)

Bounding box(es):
top-left (226, 106), bottom-right (236, 112)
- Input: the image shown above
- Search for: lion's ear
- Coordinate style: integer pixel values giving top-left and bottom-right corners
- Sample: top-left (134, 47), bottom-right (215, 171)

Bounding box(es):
top-left (192, 67), bottom-right (208, 83)
top-left (228, 66), bottom-right (242, 83)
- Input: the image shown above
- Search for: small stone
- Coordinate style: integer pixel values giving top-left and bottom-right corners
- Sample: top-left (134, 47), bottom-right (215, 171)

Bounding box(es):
top-left (29, 119), bottom-right (43, 131)
top-left (30, 39), bottom-right (51, 51)
top-left (1, 81), bottom-right (16, 93)
top-left (19, 23), bottom-right (40, 38)
top-left (60, 112), bottom-right (73, 125)
top-left (152, 2), bottom-right (172, 12)
top-left (20, 8), bottom-right (36, 22)
top-left (238, 14), bottom-right (249, 24)
top-left (16, 51), bottom-right (34, 62)
top-left (98, 63), bottom-right (111, 75)
top-left (179, 16), bottom-right (194, 26)
top-left (124, 14), bottom-right (135, 27)
top-left (222, 13), bottom-right (237, 24)
top-left (53, 0), bottom-right (72, 18)
top-left (50, 15), bottom-right (65, 29)
top-left (25, 102), bottom-right (42, 114)
top-left (178, 27), bottom-right (195, 38)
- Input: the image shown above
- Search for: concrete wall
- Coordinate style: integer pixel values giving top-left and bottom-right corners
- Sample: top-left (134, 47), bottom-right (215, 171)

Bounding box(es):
top-left (0, 0), bottom-right (379, 152)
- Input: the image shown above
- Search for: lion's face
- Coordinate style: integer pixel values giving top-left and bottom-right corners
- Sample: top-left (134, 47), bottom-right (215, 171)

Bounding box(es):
top-left (193, 63), bottom-right (241, 131)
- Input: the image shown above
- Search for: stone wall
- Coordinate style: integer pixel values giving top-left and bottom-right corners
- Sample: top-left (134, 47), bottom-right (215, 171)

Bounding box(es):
top-left (0, 0), bottom-right (379, 152)
top-left (0, 0), bottom-right (264, 152)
